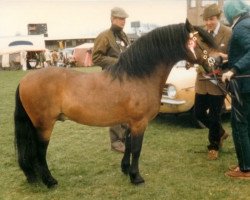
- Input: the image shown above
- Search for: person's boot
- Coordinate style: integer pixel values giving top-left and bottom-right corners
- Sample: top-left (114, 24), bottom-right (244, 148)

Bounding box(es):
top-left (111, 140), bottom-right (125, 153)
top-left (208, 149), bottom-right (219, 160)
top-left (109, 125), bottom-right (126, 153)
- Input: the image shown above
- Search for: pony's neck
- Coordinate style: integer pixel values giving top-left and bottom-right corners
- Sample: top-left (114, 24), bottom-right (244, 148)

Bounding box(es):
top-left (150, 63), bottom-right (175, 96)
top-left (108, 24), bottom-right (190, 79)
top-left (164, 41), bottom-right (188, 66)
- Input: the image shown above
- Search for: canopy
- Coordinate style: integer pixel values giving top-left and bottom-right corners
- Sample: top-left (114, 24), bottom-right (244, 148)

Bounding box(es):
top-left (0, 45), bottom-right (45, 54)
top-left (9, 40), bottom-right (33, 46)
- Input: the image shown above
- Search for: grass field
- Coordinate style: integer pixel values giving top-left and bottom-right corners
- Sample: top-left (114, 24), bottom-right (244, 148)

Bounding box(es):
top-left (0, 67), bottom-right (250, 200)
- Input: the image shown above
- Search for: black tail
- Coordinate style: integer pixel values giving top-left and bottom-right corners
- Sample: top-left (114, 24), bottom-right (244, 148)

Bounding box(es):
top-left (14, 85), bottom-right (39, 182)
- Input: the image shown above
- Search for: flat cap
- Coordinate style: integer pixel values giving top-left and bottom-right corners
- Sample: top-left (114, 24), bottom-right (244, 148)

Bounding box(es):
top-left (202, 3), bottom-right (222, 20)
top-left (111, 7), bottom-right (129, 18)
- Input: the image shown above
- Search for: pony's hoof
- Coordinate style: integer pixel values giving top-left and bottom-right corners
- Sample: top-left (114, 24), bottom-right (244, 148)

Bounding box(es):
top-left (27, 176), bottom-right (38, 184)
top-left (45, 178), bottom-right (58, 189)
top-left (121, 164), bottom-right (130, 175)
top-left (130, 173), bottom-right (145, 185)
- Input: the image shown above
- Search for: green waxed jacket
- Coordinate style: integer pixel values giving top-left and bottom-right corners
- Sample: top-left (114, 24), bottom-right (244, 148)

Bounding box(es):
top-left (92, 28), bottom-right (130, 69)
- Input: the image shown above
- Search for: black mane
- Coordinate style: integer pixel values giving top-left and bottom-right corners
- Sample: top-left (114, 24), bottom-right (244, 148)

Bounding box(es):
top-left (194, 25), bottom-right (218, 49)
top-left (106, 23), bottom-right (217, 79)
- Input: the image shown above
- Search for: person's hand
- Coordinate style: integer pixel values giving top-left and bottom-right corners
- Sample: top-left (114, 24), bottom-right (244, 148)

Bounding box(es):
top-left (219, 52), bottom-right (228, 61)
top-left (222, 70), bottom-right (234, 83)
top-left (195, 65), bottom-right (205, 74)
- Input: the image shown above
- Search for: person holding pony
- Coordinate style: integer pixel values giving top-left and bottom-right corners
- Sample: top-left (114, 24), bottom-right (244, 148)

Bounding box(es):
top-left (194, 3), bottom-right (231, 160)
top-left (92, 7), bottom-right (130, 153)
top-left (222, 0), bottom-right (250, 179)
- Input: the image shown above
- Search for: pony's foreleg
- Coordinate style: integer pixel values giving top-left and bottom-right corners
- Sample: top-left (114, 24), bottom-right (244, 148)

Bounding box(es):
top-left (129, 133), bottom-right (145, 185)
top-left (121, 128), bottom-right (131, 174)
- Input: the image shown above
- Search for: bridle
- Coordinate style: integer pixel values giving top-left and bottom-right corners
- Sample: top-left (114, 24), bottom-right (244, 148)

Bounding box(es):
top-left (188, 31), bottom-right (224, 93)
top-left (188, 31), bottom-right (216, 71)
top-left (188, 31), bottom-right (227, 98)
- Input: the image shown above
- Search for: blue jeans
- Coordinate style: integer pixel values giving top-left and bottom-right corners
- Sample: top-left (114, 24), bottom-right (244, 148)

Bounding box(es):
top-left (231, 93), bottom-right (250, 172)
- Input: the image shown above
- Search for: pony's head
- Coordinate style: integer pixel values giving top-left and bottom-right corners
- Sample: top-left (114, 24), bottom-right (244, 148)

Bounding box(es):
top-left (185, 19), bottom-right (222, 73)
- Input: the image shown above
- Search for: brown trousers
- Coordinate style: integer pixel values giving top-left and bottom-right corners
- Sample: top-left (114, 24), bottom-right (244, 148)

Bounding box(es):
top-left (109, 124), bottom-right (126, 143)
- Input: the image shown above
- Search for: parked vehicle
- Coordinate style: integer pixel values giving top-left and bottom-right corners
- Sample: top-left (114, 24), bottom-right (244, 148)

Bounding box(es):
top-left (58, 48), bottom-right (76, 67)
top-left (159, 60), bottom-right (231, 128)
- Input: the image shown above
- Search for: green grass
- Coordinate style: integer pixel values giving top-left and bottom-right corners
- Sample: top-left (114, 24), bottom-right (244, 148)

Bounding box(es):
top-left (0, 67), bottom-right (250, 200)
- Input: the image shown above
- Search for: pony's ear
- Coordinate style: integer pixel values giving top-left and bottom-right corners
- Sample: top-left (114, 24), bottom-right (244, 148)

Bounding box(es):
top-left (185, 18), bottom-right (195, 32)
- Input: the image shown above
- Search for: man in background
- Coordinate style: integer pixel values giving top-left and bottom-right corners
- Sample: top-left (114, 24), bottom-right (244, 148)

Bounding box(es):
top-left (92, 7), bottom-right (130, 153)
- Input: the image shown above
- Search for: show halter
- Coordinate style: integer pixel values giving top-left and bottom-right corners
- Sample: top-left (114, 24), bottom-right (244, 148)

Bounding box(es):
top-left (188, 31), bottom-right (216, 71)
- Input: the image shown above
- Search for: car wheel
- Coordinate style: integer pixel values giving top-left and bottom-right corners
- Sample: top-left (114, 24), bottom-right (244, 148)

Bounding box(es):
top-left (191, 108), bottom-right (206, 129)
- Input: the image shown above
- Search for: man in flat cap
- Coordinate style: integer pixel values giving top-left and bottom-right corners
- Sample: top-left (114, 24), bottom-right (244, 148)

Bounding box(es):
top-left (194, 3), bottom-right (232, 160)
top-left (92, 7), bottom-right (130, 153)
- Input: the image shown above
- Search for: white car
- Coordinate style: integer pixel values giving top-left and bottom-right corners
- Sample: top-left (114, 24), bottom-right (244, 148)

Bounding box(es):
top-left (159, 60), bottom-right (231, 127)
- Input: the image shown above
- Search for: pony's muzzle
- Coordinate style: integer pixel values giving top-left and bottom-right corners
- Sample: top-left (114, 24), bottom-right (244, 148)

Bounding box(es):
top-left (207, 55), bottom-right (223, 68)
top-left (212, 56), bottom-right (223, 67)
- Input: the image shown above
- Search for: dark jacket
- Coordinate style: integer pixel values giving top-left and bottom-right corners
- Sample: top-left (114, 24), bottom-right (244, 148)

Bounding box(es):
top-left (229, 13), bottom-right (250, 93)
top-left (92, 27), bottom-right (130, 69)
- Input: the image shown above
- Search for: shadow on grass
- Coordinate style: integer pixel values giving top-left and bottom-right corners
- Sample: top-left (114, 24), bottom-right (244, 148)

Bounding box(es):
top-left (153, 111), bottom-right (231, 129)
top-left (153, 112), bottom-right (198, 128)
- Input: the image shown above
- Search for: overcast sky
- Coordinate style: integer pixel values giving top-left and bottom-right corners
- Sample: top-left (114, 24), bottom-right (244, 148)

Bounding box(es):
top-left (0, 0), bottom-right (187, 39)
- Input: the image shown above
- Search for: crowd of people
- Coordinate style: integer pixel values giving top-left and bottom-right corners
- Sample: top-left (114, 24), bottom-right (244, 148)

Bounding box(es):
top-left (91, 0), bottom-right (250, 180)
top-left (25, 49), bottom-right (75, 69)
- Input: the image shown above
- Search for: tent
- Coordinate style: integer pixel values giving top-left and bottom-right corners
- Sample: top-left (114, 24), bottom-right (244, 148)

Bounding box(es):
top-left (73, 43), bottom-right (94, 67)
top-left (0, 35), bottom-right (46, 70)
top-left (0, 35), bottom-right (45, 49)
top-left (0, 45), bottom-right (46, 70)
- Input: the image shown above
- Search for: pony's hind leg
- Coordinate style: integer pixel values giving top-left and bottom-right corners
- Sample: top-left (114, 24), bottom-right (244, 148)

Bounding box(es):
top-left (129, 133), bottom-right (145, 185)
top-left (121, 128), bottom-right (131, 174)
top-left (14, 85), bottom-right (38, 184)
top-left (15, 85), bottom-right (57, 188)
top-left (37, 130), bottom-right (58, 188)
